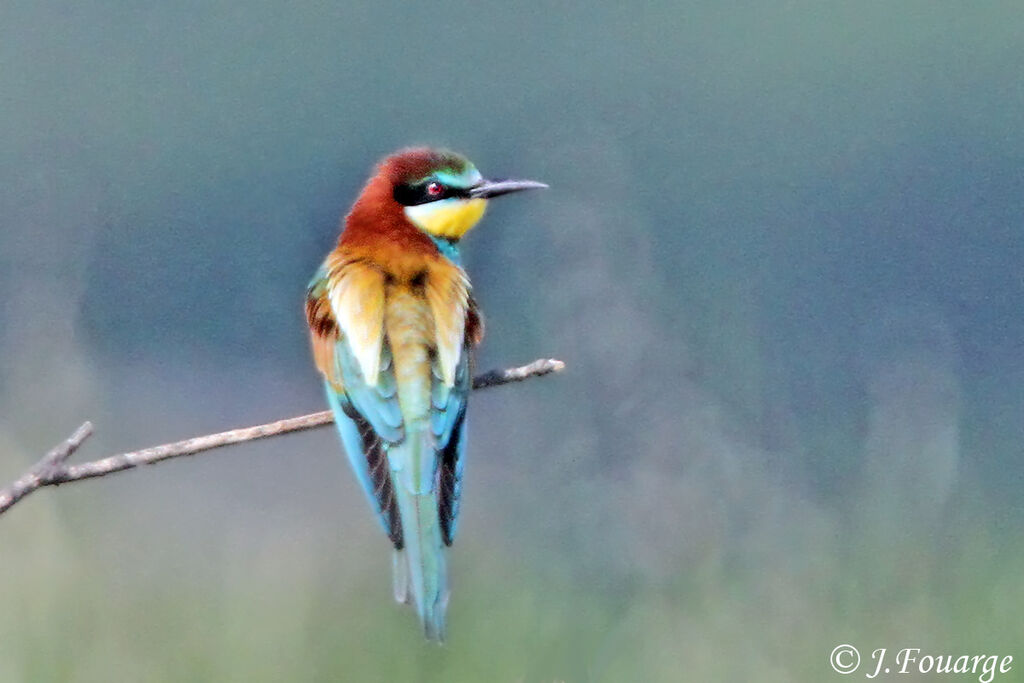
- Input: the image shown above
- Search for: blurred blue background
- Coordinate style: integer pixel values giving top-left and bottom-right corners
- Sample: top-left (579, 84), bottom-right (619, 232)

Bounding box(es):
top-left (1, 1), bottom-right (1022, 680)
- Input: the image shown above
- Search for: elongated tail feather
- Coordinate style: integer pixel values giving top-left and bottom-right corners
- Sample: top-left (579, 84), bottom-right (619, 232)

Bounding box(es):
top-left (392, 549), bottom-right (409, 604)
top-left (389, 431), bottom-right (449, 641)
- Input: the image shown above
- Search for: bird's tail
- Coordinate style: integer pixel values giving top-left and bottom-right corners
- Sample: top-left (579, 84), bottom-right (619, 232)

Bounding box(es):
top-left (389, 430), bottom-right (448, 642)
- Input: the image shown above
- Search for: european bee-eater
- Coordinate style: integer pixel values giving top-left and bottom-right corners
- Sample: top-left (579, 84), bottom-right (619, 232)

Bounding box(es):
top-left (305, 148), bottom-right (545, 641)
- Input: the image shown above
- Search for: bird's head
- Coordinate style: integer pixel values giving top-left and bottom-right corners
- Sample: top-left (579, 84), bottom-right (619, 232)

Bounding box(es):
top-left (377, 147), bottom-right (547, 241)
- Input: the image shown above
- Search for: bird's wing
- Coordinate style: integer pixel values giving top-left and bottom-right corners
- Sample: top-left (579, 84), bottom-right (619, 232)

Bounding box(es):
top-left (433, 348), bottom-right (470, 546)
top-left (306, 260), bottom-right (405, 546)
top-left (465, 294), bottom-right (485, 348)
top-left (431, 291), bottom-right (482, 546)
top-left (305, 263), bottom-right (343, 387)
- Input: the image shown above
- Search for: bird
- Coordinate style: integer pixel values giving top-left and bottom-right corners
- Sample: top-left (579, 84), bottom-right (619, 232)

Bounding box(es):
top-left (305, 147), bottom-right (546, 641)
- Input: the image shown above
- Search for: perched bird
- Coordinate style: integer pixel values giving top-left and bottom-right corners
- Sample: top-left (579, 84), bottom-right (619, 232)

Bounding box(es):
top-left (305, 148), bottom-right (545, 641)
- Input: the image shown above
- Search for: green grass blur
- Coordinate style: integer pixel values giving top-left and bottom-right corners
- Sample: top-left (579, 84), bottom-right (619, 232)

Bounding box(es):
top-left (1, 388), bottom-right (1021, 681)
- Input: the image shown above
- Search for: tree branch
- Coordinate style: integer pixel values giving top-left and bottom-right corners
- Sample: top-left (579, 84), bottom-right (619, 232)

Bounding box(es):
top-left (0, 357), bottom-right (564, 516)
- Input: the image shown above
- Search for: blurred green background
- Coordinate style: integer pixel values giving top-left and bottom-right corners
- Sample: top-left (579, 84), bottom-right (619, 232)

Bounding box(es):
top-left (2, 1), bottom-right (1023, 681)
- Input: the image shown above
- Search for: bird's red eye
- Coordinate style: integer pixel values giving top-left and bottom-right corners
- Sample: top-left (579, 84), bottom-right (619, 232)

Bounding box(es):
top-left (426, 181), bottom-right (444, 197)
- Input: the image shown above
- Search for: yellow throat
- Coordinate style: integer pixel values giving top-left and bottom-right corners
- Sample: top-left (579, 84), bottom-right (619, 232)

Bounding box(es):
top-left (404, 198), bottom-right (487, 240)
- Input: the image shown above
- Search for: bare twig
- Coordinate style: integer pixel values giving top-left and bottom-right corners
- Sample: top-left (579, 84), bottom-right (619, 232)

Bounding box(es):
top-left (0, 358), bottom-right (564, 516)
top-left (470, 357), bottom-right (565, 390)
top-left (0, 423), bottom-right (95, 514)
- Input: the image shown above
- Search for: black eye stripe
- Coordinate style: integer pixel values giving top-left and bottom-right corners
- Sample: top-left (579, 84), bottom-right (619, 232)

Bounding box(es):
top-left (393, 180), bottom-right (472, 206)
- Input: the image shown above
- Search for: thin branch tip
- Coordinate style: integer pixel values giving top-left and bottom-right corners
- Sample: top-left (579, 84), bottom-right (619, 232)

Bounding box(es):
top-left (68, 421), bottom-right (94, 448)
top-left (39, 421), bottom-right (95, 472)
top-left (0, 357), bottom-right (562, 517)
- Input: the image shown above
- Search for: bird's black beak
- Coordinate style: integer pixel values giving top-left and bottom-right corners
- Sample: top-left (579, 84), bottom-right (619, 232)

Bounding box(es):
top-left (469, 178), bottom-right (548, 199)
